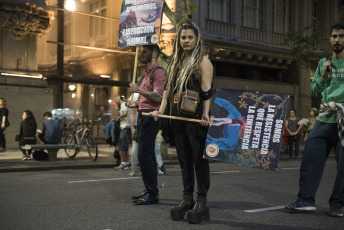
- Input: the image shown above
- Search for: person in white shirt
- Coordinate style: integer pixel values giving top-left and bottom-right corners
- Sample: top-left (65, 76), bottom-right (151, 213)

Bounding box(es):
top-left (114, 96), bottom-right (131, 170)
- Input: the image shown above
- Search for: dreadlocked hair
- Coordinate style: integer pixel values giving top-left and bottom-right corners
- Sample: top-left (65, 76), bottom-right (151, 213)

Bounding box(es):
top-left (164, 19), bottom-right (203, 104)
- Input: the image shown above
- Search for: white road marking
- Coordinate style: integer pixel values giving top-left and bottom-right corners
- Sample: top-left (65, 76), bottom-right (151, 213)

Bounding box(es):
top-left (67, 171), bottom-right (240, 183)
top-left (244, 205), bottom-right (286, 213)
top-left (281, 167), bottom-right (300, 170)
top-left (211, 171), bottom-right (240, 174)
top-left (68, 177), bottom-right (140, 183)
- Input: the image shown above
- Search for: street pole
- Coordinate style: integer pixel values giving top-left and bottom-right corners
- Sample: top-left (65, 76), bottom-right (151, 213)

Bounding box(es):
top-left (57, 0), bottom-right (64, 108)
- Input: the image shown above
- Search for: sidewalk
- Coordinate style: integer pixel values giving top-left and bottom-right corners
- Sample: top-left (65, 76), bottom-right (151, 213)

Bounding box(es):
top-left (0, 144), bottom-right (320, 173)
top-left (0, 144), bottom-right (179, 173)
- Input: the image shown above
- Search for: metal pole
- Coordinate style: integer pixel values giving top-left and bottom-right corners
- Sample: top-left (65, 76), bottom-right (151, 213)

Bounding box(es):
top-left (57, 0), bottom-right (64, 108)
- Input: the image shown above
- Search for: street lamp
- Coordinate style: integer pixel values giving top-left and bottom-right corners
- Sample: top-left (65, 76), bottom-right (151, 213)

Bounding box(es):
top-left (68, 84), bottom-right (76, 91)
top-left (65, 0), bottom-right (76, 11)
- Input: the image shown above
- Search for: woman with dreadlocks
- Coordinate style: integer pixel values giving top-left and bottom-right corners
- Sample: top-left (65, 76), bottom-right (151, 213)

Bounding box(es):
top-left (152, 20), bottom-right (213, 224)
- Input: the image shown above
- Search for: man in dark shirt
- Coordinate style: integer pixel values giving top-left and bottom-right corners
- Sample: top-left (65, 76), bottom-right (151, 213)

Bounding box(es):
top-left (39, 112), bottom-right (61, 144)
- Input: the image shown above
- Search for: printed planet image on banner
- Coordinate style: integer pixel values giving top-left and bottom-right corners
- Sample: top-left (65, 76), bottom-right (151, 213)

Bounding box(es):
top-left (118, 0), bottom-right (165, 48)
top-left (204, 88), bottom-right (289, 171)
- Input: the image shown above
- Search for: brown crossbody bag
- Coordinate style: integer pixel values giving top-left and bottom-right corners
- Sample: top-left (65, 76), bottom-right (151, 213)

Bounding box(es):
top-left (180, 89), bottom-right (200, 115)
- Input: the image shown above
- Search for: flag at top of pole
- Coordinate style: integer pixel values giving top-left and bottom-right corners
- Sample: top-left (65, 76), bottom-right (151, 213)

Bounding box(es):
top-left (118, 0), bottom-right (165, 48)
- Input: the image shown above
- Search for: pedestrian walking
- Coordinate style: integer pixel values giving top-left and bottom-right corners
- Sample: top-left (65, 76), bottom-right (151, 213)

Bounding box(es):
top-left (0, 97), bottom-right (10, 152)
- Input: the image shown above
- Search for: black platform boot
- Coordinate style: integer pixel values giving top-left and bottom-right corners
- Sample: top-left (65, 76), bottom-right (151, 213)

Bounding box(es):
top-left (170, 194), bottom-right (195, 221)
top-left (186, 195), bottom-right (210, 224)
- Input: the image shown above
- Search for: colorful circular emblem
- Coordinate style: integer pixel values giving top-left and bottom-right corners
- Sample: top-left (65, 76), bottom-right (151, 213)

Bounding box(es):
top-left (151, 34), bottom-right (159, 44)
top-left (206, 144), bottom-right (219, 157)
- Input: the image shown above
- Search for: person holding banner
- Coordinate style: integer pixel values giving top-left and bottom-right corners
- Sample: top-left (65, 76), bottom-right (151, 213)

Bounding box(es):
top-left (286, 24), bottom-right (344, 217)
top-left (151, 19), bottom-right (213, 224)
top-left (127, 45), bottom-right (165, 205)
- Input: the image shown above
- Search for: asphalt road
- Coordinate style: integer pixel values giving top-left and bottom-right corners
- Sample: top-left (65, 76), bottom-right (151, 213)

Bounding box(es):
top-left (0, 160), bottom-right (342, 230)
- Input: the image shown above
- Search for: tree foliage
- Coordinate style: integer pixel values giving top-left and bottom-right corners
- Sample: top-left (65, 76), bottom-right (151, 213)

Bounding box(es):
top-left (283, 24), bottom-right (330, 69)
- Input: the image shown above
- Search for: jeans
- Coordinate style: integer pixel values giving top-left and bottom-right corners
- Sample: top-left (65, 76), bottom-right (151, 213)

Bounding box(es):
top-left (298, 121), bottom-right (344, 209)
top-left (155, 138), bottom-right (163, 167)
top-left (131, 140), bottom-right (139, 167)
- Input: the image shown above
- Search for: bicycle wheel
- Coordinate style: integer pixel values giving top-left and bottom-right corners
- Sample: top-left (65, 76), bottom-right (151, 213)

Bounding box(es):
top-left (64, 134), bottom-right (78, 158)
top-left (86, 134), bottom-right (98, 161)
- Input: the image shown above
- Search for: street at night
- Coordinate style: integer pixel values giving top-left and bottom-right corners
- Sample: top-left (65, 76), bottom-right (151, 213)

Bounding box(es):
top-left (0, 160), bottom-right (342, 230)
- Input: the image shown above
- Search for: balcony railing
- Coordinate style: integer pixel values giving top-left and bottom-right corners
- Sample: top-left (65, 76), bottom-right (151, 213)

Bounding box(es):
top-left (90, 35), bottom-right (107, 48)
top-left (205, 19), bottom-right (292, 49)
top-left (205, 20), bottom-right (236, 38)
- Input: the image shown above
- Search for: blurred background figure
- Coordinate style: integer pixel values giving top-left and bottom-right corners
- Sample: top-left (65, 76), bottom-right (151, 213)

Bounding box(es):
top-left (18, 110), bottom-right (37, 160)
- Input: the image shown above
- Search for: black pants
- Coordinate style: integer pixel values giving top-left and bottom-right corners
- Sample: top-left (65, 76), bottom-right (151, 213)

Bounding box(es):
top-left (137, 114), bottom-right (162, 196)
top-left (0, 127), bottom-right (6, 148)
top-left (171, 119), bottom-right (210, 197)
top-left (287, 135), bottom-right (299, 159)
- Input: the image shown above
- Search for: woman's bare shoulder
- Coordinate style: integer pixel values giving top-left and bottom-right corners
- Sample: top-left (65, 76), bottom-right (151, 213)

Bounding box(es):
top-left (201, 56), bottom-right (212, 65)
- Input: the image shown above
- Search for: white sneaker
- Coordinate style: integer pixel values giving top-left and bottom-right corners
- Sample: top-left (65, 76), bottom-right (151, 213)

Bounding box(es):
top-left (21, 155), bottom-right (28, 161)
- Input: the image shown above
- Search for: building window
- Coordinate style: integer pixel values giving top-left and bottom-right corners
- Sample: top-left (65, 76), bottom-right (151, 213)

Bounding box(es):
top-left (89, 0), bottom-right (107, 38)
top-left (208, 0), bottom-right (231, 23)
top-left (272, 0), bottom-right (292, 34)
top-left (64, 12), bottom-right (71, 44)
top-left (242, 0), bottom-right (263, 29)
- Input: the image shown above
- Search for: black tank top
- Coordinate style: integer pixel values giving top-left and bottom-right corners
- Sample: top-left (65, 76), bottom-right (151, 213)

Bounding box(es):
top-left (171, 73), bottom-right (203, 119)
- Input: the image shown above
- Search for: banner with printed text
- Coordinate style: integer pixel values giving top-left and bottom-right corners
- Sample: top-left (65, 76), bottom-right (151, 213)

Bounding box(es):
top-left (118, 0), bottom-right (165, 48)
top-left (204, 88), bottom-right (289, 171)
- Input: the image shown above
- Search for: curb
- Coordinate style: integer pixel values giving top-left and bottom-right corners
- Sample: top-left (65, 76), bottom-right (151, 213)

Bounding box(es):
top-left (0, 158), bottom-right (181, 173)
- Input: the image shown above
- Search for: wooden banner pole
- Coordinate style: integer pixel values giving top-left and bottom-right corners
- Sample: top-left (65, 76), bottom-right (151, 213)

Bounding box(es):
top-left (131, 46), bottom-right (139, 102)
top-left (142, 112), bottom-right (214, 125)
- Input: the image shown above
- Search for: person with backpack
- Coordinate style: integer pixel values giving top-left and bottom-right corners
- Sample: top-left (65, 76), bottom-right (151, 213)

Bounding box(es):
top-left (127, 45), bottom-right (165, 205)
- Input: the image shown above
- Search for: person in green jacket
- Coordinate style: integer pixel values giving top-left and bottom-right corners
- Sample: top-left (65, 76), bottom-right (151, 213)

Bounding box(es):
top-left (286, 24), bottom-right (344, 217)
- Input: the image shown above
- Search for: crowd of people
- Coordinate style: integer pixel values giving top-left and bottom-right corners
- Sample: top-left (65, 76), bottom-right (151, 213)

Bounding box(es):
top-left (124, 21), bottom-right (344, 221)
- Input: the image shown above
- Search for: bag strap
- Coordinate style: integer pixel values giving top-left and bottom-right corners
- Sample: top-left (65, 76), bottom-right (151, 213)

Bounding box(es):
top-left (136, 66), bottom-right (164, 85)
top-left (150, 66), bottom-right (164, 83)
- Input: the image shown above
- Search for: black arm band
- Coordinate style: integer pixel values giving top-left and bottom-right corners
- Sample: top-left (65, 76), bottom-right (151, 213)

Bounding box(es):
top-left (200, 87), bottom-right (213, 100)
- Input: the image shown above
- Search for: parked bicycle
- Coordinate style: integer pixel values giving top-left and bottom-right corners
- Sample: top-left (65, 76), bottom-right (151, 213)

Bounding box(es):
top-left (64, 122), bottom-right (98, 161)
